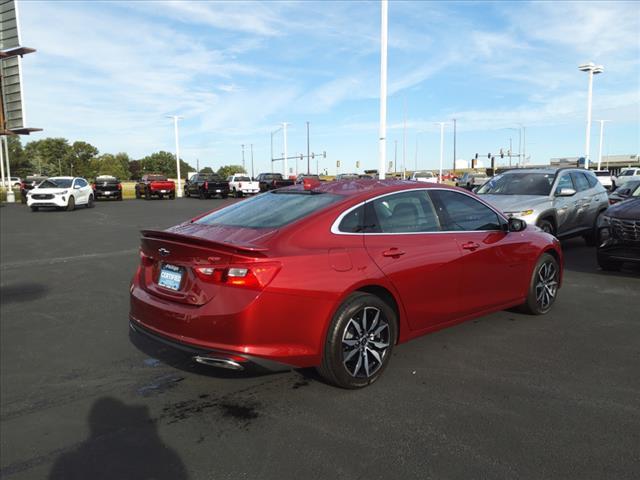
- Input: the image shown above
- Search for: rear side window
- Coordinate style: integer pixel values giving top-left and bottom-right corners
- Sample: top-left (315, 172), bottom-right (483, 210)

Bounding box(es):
top-left (338, 205), bottom-right (365, 233)
top-left (585, 173), bottom-right (598, 188)
top-left (366, 190), bottom-right (442, 233)
top-left (570, 172), bottom-right (590, 191)
top-left (430, 190), bottom-right (501, 231)
top-left (196, 191), bottom-right (342, 228)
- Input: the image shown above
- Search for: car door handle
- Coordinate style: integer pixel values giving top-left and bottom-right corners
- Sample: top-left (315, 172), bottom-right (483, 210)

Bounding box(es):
top-left (382, 248), bottom-right (406, 258)
top-left (461, 241), bottom-right (480, 251)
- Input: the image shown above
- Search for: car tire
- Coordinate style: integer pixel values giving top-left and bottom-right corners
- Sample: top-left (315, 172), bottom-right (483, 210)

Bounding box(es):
top-left (597, 254), bottom-right (622, 272)
top-left (169, 193), bottom-right (175, 199)
top-left (520, 253), bottom-right (560, 315)
top-left (184, 188), bottom-right (190, 198)
top-left (199, 190), bottom-right (206, 200)
top-left (66, 195), bottom-right (76, 211)
top-left (135, 188), bottom-right (141, 199)
top-left (145, 189), bottom-right (150, 200)
top-left (30, 206), bottom-right (38, 212)
top-left (537, 219), bottom-right (555, 236)
top-left (118, 194), bottom-right (123, 201)
top-left (317, 292), bottom-right (397, 389)
top-left (87, 194), bottom-right (94, 208)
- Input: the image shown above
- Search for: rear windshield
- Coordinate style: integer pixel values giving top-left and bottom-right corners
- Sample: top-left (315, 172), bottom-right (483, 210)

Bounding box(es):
top-left (148, 175), bottom-right (168, 181)
top-left (477, 172), bottom-right (554, 195)
top-left (196, 191), bottom-right (342, 228)
top-left (594, 171), bottom-right (610, 177)
top-left (262, 174), bottom-right (283, 180)
top-left (234, 176), bottom-right (251, 181)
top-left (40, 179), bottom-right (73, 188)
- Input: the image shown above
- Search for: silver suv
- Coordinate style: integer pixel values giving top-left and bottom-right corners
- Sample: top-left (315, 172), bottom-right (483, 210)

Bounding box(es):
top-left (476, 168), bottom-right (609, 243)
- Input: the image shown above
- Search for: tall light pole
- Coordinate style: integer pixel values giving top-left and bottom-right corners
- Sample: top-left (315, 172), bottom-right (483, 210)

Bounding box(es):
top-left (452, 118), bottom-right (457, 172)
top-left (250, 143), bottom-right (254, 178)
top-left (241, 144), bottom-right (245, 171)
top-left (597, 120), bottom-right (610, 171)
top-left (306, 121), bottom-right (311, 174)
top-left (282, 122), bottom-right (289, 177)
top-left (166, 115), bottom-right (183, 198)
top-left (436, 122), bottom-right (445, 182)
top-left (522, 126), bottom-right (526, 167)
top-left (579, 62), bottom-right (604, 170)
top-left (393, 139), bottom-right (397, 174)
top-left (378, 0), bottom-right (388, 180)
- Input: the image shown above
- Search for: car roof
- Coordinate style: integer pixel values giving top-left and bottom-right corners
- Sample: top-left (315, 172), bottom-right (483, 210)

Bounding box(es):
top-left (48, 176), bottom-right (75, 180)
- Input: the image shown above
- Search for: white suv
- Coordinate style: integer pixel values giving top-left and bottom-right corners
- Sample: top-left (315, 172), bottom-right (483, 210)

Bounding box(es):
top-left (614, 168), bottom-right (640, 189)
top-left (27, 177), bottom-right (95, 211)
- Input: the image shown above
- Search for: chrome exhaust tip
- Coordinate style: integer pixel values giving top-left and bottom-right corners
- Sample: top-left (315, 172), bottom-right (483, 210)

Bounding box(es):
top-left (192, 355), bottom-right (244, 371)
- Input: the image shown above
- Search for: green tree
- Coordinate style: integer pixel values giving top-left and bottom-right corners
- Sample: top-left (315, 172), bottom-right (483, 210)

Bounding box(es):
top-left (200, 166), bottom-right (214, 174)
top-left (23, 137), bottom-right (72, 176)
top-left (139, 151), bottom-right (194, 178)
top-left (6, 137), bottom-right (34, 178)
top-left (93, 152), bottom-right (130, 180)
top-left (69, 141), bottom-right (99, 178)
top-left (128, 159), bottom-right (142, 180)
top-left (217, 165), bottom-right (245, 179)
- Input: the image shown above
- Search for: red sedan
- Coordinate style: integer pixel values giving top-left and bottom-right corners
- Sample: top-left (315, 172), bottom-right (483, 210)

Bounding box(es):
top-left (129, 179), bottom-right (563, 388)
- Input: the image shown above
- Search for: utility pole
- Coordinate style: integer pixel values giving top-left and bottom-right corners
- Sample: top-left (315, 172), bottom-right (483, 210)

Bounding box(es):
top-left (241, 144), bottom-right (245, 171)
top-left (196, 158), bottom-right (199, 173)
top-left (452, 118), bottom-right (457, 172)
top-left (306, 121), bottom-right (311, 174)
top-left (250, 144), bottom-right (254, 178)
top-left (522, 126), bottom-right (526, 167)
top-left (166, 115), bottom-right (183, 198)
top-left (597, 120), bottom-right (609, 171)
top-left (394, 139), bottom-right (397, 174)
top-left (414, 135), bottom-right (418, 172)
top-left (509, 138), bottom-right (512, 167)
top-left (282, 122), bottom-right (289, 177)
top-left (402, 96), bottom-right (406, 179)
top-left (437, 122), bottom-right (445, 183)
top-left (378, 0), bottom-right (388, 180)
top-left (579, 62), bottom-right (604, 170)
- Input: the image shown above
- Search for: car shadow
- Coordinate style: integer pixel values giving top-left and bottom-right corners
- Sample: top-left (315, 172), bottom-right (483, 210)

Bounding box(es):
top-left (561, 238), bottom-right (640, 277)
top-left (128, 328), bottom-right (282, 380)
top-left (0, 282), bottom-right (49, 304)
top-left (48, 397), bottom-right (189, 480)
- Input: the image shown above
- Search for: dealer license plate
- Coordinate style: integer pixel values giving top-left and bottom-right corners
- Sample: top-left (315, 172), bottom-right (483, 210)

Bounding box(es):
top-left (158, 264), bottom-right (183, 291)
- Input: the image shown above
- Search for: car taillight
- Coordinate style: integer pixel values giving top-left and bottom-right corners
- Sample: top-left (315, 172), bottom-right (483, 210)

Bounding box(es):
top-left (139, 250), bottom-right (154, 266)
top-left (20, 182), bottom-right (25, 189)
top-left (204, 181), bottom-right (208, 189)
top-left (91, 183), bottom-right (96, 189)
top-left (194, 263), bottom-right (280, 290)
top-left (118, 184), bottom-right (122, 190)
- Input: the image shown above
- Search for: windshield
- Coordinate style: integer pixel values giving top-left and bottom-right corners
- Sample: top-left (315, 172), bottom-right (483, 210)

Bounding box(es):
top-left (477, 172), bottom-right (555, 196)
top-left (262, 174), bottom-right (282, 180)
top-left (39, 179), bottom-right (73, 189)
top-left (196, 191), bottom-right (342, 228)
top-left (621, 170), bottom-right (636, 176)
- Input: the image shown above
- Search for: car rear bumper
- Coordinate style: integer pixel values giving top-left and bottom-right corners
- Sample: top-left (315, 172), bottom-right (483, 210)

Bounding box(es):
top-left (95, 190), bottom-right (121, 197)
top-left (129, 279), bottom-right (334, 369)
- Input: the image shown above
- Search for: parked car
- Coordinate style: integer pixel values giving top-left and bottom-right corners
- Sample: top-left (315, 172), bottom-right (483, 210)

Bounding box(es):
top-left (410, 171), bottom-right (438, 183)
top-left (26, 176), bottom-right (94, 211)
top-left (597, 196), bottom-right (640, 271)
top-left (593, 170), bottom-right (614, 190)
top-left (256, 173), bottom-right (294, 192)
top-left (185, 173), bottom-right (229, 199)
top-left (20, 175), bottom-right (48, 203)
top-left (295, 174), bottom-right (320, 185)
top-left (135, 174), bottom-right (175, 200)
top-left (92, 175), bottom-right (122, 200)
top-left (608, 180), bottom-right (640, 205)
top-left (228, 174), bottom-right (260, 197)
top-left (477, 168), bottom-right (609, 242)
top-left (613, 168), bottom-right (640, 189)
top-left (129, 180), bottom-right (562, 389)
top-left (7, 176), bottom-right (21, 188)
top-left (456, 172), bottom-right (488, 190)
top-left (335, 173), bottom-right (359, 181)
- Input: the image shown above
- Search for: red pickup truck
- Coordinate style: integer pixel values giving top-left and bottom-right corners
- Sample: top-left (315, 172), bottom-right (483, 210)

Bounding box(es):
top-left (135, 174), bottom-right (176, 200)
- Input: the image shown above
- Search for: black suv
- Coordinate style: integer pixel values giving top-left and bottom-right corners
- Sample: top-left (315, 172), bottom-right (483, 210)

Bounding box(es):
top-left (597, 197), bottom-right (640, 271)
top-left (92, 176), bottom-right (122, 200)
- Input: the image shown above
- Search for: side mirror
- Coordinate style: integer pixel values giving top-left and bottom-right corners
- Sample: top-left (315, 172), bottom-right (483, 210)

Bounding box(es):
top-left (556, 187), bottom-right (576, 197)
top-left (74, 184), bottom-right (81, 190)
top-left (508, 217), bottom-right (527, 232)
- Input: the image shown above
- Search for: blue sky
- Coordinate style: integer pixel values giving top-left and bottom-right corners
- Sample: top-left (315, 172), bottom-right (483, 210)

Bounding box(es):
top-left (18, 0), bottom-right (640, 175)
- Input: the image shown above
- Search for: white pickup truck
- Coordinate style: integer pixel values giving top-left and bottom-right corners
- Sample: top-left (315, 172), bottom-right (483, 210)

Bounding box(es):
top-left (227, 174), bottom-right (260, 197)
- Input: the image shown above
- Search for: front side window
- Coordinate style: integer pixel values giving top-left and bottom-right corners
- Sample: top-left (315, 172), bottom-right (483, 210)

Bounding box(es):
top-left (555, 174), bottom-right (574, 194)
top-left (75, 178), bottom-right (88, 188)
top-left (366, 190), bottom-right (442, 233)
top-left (430, 190), bottom-right (501, 231)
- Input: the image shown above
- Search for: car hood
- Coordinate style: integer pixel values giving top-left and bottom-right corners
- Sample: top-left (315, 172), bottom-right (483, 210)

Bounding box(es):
top-left (605, 198), bottom-right (640, 220)
top-left (479, 194), bottom-right (549, 213)
top-left (30, 187), bottom-right (69, 194)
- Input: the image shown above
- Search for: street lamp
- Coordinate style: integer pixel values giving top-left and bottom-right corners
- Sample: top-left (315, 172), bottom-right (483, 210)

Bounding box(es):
top-left (597, 120), bottom-right (610, 171)
top-left (166, 115), bottom-right (184, 198)
top-left (378, 0), bottom-right (388, 180)
top-left (435, 122), bottom-right (446, 182)
top-left (579, 62), bottom-right (604, 170)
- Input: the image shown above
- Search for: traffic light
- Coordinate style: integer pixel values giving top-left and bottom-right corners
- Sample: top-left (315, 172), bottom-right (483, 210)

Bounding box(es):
top-left (500, 148), bottom-right (504, 159)
top-left (475, 153), bottom-right (478, 159)
top-left (356, 161), bottom-right (360, 168)
top-left (336, 160), bottom-right (341, 168)
top-left (488, 153), bottom-right (491, 159)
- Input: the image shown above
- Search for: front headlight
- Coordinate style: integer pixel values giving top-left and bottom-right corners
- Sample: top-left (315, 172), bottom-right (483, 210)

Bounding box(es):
top-left (505, 209), bottom-right (534, 217)
top-left (55, 190), bottom-right (68, 195)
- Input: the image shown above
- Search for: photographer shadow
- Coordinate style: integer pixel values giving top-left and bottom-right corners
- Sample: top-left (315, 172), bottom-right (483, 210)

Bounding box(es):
top-left (48, 397), bottom-right (189, 480)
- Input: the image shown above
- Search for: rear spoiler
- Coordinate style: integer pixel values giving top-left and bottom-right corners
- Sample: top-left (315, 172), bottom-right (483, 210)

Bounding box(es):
top-left (141, 229), bottom-right (269, 254)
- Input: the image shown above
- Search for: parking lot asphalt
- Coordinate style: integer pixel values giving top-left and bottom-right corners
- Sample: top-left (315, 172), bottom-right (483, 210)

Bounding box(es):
top-left (1, 198), bottom-right (639, 480)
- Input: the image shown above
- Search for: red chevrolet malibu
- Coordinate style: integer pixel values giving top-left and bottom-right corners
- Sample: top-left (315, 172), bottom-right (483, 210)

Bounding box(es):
top-left (130, 179), bottom-right (563, 388)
